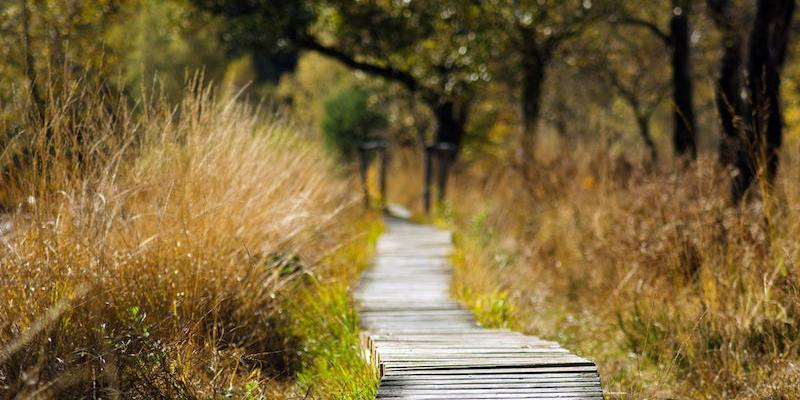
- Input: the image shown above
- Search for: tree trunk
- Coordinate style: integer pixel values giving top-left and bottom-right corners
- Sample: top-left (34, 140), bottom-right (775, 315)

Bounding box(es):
top-left (732, 0), bottom-right (795, 202)
top-left (636, 114), bottom-right (658, 163)
top-left (708, 0), bottom-right (746, 166)
top-left (715, 30), bottom-right (745, 165)
top-left (427, 99), bottom-right (468, 208)
top-left (670, 0), bottom-right (698, 159)
top-left (521, 51), bottom-right (547, 157)
top-left (20, 0), bottom-right (44, 117)
top-left (432, 100), bottom-right (467, 149)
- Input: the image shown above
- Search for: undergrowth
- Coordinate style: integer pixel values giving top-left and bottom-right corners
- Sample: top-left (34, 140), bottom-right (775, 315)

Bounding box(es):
top-left (450, 219), bottom-right (515, 330)
top-left (287, 217), bottom-right (382, 400)
top-left (0, 81), bottom-right (378, 399)
top-left (440, 136), bottom-right (800, 399)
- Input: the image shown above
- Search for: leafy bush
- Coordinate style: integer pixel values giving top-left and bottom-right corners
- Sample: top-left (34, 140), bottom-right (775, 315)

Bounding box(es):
top-left (322, 86), bottom-right (386, 161)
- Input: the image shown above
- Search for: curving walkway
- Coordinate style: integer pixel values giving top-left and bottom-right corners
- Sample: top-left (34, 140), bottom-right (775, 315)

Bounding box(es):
top-left (355, 218), bottom-right (603, 399)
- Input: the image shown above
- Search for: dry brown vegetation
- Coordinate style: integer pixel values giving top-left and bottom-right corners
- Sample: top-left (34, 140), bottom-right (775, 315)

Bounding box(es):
top-left (0, 81), bottom-right (376, 398)
top-left (444, 135), bottom-right (800, 398)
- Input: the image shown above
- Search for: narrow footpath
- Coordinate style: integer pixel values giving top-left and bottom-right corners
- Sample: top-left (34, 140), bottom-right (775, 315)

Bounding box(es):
top-left (355, 218), bottom-right (603, 399)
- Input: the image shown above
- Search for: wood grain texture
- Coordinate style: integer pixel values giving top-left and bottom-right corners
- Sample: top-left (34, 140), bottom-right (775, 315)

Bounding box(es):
top-left (356, 218), bottom-right (603, 399)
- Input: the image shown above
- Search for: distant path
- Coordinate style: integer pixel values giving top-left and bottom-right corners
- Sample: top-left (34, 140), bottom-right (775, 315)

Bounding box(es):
top-left (355, 217), bottom-right (603, 399)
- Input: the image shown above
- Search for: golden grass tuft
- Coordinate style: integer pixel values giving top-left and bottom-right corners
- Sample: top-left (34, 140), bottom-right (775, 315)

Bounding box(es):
top-left (0, 80), bottom-right (367, 398)
top-left (444, 135), bottom-right (800, 398)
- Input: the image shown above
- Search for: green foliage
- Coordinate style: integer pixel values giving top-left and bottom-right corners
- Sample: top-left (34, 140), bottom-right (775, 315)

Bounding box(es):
top-left (189, 0), bottom-right (314, 53)
top-left (449, 217), bottom-right (516, 330)
top-left (116, 0), bottom-right (229, 100)
top-left (322, 86), bottom-right (386, 161)
top-left (193, 0), bottom-right (493, 105)
top-left (276, 52), bottom-right (357, 129)
top-left (0, 0), bottom-right (133, 117)
top-left (291, 283), bottom-right (379, 399)
top-left (285, 216), bottom-right (383, 399)
top-left (0, 0), bottom-right (234, 115)
top-left (460, 287), bottom-right (516, 329)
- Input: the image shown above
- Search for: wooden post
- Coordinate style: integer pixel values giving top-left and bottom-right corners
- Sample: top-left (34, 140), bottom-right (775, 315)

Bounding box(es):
top-left (436, 143), bottom-right (456, 203)
top-left (359, 139), bottom-right (388, 210)
top-left (359, 147), bottom-right (370, 209)
top-left (437, 152), bottom-right (449, 203)
top-left (423, 142), bottom-right (456, 213)
top-left (379, 146), bottom-right (388, 210)
top-left (423, 144), bottom-right (434, 214)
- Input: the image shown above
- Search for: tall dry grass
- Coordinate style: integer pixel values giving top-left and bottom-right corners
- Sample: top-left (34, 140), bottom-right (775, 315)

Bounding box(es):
top-left (446, 134), bottom-right (800, 398)
top-left (0, 81), bottom-right (360, 398)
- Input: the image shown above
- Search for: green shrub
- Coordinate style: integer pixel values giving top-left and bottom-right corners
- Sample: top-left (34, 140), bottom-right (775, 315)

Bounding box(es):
top-left (322, 86), bottom-right (386, 161)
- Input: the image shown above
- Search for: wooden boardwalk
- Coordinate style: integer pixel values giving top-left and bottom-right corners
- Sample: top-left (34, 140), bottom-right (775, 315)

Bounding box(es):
top-left (355, 218), bottom-right (603, 399)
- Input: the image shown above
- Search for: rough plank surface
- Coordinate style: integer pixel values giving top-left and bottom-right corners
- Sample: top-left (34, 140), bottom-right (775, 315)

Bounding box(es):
top-left (355, 218), bottom-right (603, 399)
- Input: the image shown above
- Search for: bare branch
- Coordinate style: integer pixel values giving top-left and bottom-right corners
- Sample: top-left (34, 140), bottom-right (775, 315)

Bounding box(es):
top-left (296, 35), bottom-right (438, 103)
top-left (616, 17), bottom-right (672, 46)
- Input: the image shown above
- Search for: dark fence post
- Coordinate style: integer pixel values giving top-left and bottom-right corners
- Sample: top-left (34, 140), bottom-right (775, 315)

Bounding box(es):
top-left (423, 144), bottom-right (434, 214)
top-left (436, 143), bottom-right (456, 203)
top-left (379, 146), bottom-right (388, 210)
top-left (358, 139), bottom-right (388, 210)
top-left (359, 146), bottom-right (370, 209)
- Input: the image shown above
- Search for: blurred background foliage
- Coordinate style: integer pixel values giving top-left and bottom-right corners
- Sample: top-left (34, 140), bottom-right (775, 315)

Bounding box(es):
top-left (3, 1), bottom-right (800, 397)
top-left (4, 0), bottom-right (800, 161)
top-left (321, 85), bottom-right (386, 160)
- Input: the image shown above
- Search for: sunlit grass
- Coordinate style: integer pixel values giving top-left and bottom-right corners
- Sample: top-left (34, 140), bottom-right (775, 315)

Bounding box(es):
top-left (0, 80), bottom-right (376, 398)
top-left (433, 134), bottom-right (800, 399)
top-left (289, 216), bottom-right (382, 400)
top-left (451, 226), bottom-right (515, 330)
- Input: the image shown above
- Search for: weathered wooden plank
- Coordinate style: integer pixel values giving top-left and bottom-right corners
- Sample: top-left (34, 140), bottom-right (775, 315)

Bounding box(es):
top-left (375, 395), bottom-right (603, 400)
top-left (380, 382), bottom-right (601, 389)
top-left (375, 348), bottom-right (570, 355)
top-left (381, 378), bottom-right (601, 386)
top-left (378, 387), bottom-right (603, 395)
top-left (372, 340), bottom-right (556, 345)
top-left (381, 360), bottom-right (595, 370)
top-left (380, 372), bottom-right (598, 381)
top-left (382, 366), bottom-right (600, 376)
top-left (381, 384), bottom-right (600, 389)
top-left (368, 332), bottom-right (526, 339)
top-left (372, 339), bottom-right (560, 346)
